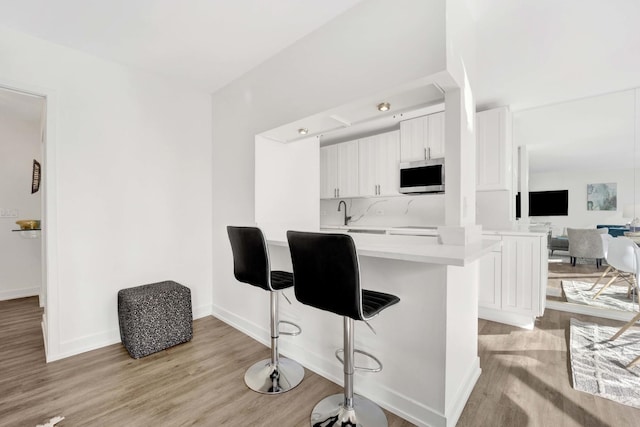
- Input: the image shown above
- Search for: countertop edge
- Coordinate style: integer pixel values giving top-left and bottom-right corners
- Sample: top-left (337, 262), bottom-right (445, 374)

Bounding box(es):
top-left (266, 234), bottom-right (500, 267)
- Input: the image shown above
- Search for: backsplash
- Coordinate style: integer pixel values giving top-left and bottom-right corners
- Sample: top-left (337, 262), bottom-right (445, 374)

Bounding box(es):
top-left (320, 194), bottom-right (445, 227)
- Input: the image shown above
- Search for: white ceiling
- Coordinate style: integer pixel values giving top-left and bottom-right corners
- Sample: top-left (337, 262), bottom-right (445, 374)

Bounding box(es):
top-left (475, 0), bottom-right (640, 111)
top-left (0, 0), bottom-right (364, 94)
top-left (514, 89), bottom-right (637, 174)
top-left (263, 84), bottom-right (445, 145)
top-left (1, 0), bottom-right (638, 110)
top-left (2, 0), bottom-right (640, 166)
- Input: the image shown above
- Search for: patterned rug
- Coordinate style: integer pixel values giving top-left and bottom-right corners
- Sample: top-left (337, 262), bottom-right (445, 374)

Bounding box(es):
top-left (570, 318), bottom-right (640, 408)
top-left (562, 280), bottom-right (637, 312)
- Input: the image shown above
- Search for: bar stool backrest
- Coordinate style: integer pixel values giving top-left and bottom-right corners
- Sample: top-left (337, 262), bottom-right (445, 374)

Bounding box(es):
top-left (227, 226), bottom-right (272, 291)
top-left (287, 231), bottom-right (363, 320)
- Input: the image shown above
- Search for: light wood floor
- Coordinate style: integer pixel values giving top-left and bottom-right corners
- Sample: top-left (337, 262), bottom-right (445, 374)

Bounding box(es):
top-left (2, 298), bottom-right (640, 426)
top-left (0, 297), bottom-right (412, 426)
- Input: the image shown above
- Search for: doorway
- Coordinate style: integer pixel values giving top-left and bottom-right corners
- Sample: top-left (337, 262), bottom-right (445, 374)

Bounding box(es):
top-left (0, 86), bottom-right (47, 356)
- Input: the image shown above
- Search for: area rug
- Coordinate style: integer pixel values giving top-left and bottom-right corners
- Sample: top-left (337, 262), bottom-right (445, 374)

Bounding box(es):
top-left (570, 318), bottom-right (640, 408)
top-left (562, 280), bottom-right (637, 312)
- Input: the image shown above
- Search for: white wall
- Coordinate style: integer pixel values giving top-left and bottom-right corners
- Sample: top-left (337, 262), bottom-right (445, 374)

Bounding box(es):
top-left (0, 108), bottom-right (42, 300)
top-left (0, 26), bottom-right (213, 361)
top-left (441, 0), bottom-right (477, 227)
top-left (529, 168), bottom-right (633, 236)
top-left (476, 190), bottom-right (513, 230)
top-left (255, 135), bottom-right (320, 232)
top-left (212, 0), bottom-right (446, 326)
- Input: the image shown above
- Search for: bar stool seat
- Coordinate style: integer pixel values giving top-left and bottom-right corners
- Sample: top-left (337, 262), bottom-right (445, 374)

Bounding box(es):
top-left (362, 290), bottom-right (398, 317)
top-left (227, 226), bottom-right (304, 394)
top-left (270, 271), bottom-right (295, 289)
top-left (287, 230), bottom-right (400, 427)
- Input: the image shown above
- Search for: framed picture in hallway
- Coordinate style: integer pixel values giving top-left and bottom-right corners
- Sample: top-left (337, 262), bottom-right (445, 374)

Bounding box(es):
top-left (31, 160), bottom-right (40, 194)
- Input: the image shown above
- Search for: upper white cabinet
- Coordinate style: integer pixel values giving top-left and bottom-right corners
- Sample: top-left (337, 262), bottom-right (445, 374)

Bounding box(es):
top-left (320, 141), bottom-right (359, 199)
top-left (320, 145), bottom-right (338, 199)
top-left (476, 107), bottom-right (513, 191)
top-left (358, 131), bottom-right (400, 197)
top-left (399, 111), bottom-right (445, 162)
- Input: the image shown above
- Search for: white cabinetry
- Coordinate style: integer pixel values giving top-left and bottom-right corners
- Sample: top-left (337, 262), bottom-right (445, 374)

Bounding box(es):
top-left (478, 232), bottom-right (548, 328)
top-left (358, 131), bottom-right (400, 196)
top-left (320, 141), bottom-right (359, 199)
top-left (476, 107), bottom-right (512, 191)
top-left (320, 145), bottom-right (338, 199)
top-left (478, 236), bottom-right (502, 310)
top-left (400, 111), bottom-right (445, 162)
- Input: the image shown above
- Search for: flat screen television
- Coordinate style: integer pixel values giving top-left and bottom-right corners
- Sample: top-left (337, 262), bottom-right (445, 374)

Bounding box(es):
top-left (528, 190), bottom-right (569, 216)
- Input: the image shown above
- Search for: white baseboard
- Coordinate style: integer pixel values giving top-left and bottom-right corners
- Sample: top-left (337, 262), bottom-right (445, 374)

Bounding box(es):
top-left (211, 303), bottom-right (457, 427)
top-left (0, 286), bottom-right (40, 301)
top-left (478, 307), bottom-right (535, 329)
top-left (445, 358), bottom-right (481, 427)
top-left (193, 303), bottom-right (212, 320)
top-left (46, 328), bottom-right (122, 362)
top-left (41, 313), bottom-right (48, 359)
top-left (46, 304), bottom-right (211, 363)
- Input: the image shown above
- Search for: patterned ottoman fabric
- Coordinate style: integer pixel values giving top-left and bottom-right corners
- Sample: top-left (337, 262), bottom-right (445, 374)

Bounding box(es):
top-left (118, 281), bottom-right (193, 359)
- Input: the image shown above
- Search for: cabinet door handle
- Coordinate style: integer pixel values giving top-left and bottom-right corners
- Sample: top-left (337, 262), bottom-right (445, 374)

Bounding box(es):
top-left (334, 188), bottom-right (337, 198)
top-left (337, 188), bottom-right (340, 198)
top-left (377, 184), bottom-right (380, 195)
top-left (427, 147), bottom-right (431, 159)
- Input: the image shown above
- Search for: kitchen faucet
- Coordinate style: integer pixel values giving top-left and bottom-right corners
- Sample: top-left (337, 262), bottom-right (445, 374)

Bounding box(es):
top-left (338, 200), bottom-right (351, 226)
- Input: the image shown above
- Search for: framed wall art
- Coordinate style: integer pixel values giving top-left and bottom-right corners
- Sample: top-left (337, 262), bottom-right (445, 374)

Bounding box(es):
top-left (587, 183), bottom-right (616, 211)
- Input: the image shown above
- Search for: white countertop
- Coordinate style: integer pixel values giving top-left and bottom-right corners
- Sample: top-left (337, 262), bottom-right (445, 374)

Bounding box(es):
top-left (320, 224), bottom-right (548, 237)
top-left (265, 228), bottom-right (500, 267)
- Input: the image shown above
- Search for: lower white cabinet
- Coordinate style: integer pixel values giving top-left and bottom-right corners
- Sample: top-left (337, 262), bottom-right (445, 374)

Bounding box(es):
top-left (478, 237), bottom-right (502, 310)
top-left (478, 232), bottom-right (548, 328)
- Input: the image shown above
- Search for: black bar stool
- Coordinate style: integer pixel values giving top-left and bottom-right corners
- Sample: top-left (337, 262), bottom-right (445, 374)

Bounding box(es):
top-left (227, 226), bottom-right (304, 394)
top-left (287, 230), bottom-right (400, 427)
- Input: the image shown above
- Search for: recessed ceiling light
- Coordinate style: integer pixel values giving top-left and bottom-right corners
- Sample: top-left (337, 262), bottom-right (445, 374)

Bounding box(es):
top-left (298, 128), bottom-right (308, 135)
top-left (377, 102), bottom-right (390, 112)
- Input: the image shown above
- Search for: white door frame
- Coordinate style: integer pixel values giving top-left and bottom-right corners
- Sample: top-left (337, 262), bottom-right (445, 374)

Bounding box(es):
top-left (0, 80), bottom-right (59, 362)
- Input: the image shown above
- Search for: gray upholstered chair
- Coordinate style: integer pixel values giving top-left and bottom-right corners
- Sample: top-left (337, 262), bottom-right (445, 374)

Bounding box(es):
top-left (567, 227), bottom-right (608, 268)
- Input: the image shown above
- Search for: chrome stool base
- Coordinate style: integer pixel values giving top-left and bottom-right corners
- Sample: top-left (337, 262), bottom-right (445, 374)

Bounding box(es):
top-left (244, 357), bottom-right (304, 394)
top-left (310, 393), bottom-right (387, 427)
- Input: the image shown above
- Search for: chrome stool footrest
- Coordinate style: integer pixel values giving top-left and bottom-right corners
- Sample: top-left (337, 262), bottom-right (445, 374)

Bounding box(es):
top-left (279, 320), bottom-right (302, 336)
top-left (335, 348), bottom-right (383, 373)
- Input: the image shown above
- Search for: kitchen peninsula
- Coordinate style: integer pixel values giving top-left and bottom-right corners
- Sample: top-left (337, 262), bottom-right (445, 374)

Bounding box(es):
top-left (263, 228), bottom-right (499, 427)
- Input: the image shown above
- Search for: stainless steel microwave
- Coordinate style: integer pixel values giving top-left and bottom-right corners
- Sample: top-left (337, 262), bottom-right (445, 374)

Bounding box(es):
top-left (399, 158), bottom-right (445, 194)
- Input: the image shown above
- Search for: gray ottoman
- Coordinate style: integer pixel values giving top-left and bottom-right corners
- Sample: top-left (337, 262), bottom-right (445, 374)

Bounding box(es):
top-left (118, 280), bottom-right (193, 359)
